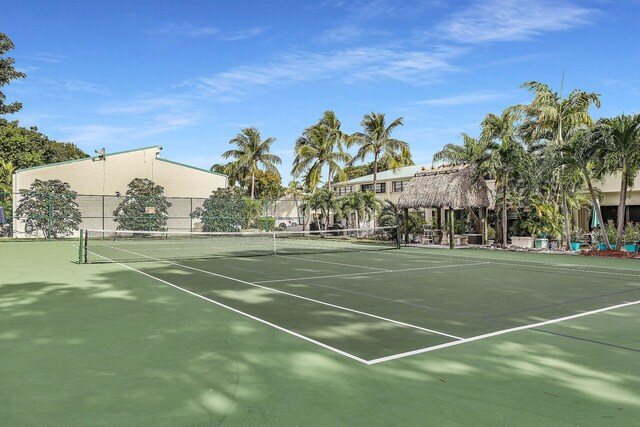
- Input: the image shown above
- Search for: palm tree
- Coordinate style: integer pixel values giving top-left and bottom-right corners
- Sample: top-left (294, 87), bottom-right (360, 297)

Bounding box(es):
top-left (561, 128), bottom-right (611, 249)
top-left (287, 179), bottom-right (305, 228)
top-left (339, 191), bottom-right (380, 229)
top-left (292, 111), bottom-right (351, 191)
top-left (349, 113), bottom-right (411, 196)
top-left (480, 109), bottom-right (523, 245)
top-left (0, 159), bottom-right (15, 193)
top-left (433, 133), bottom-right (494, 174)
top-left (222, 127), bottom-right (281, 199)
top-left (301, 188), bottom-right (338, 230)
top-left (516, 80), bottom-right (600, 249)
top-left (593, 114), bottom-right (640, 248)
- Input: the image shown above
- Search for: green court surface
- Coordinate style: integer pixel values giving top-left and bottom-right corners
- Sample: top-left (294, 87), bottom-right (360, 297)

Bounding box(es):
top-left (2, 241), bottom-right (640, 425)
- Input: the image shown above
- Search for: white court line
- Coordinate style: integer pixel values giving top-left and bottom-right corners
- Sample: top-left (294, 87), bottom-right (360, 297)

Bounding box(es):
top-left (386, 250), bottom-right (640, 279)
top-left (86, 249), bottom-right (370, 364)
top-left (275, 254), bottom-right (389, 271)
top-left (366, 299), bottom-right (640, 365)
top-left (101, 244), bottom-right (463, 340)
top-left (254, 261), bottom-right (491, 284)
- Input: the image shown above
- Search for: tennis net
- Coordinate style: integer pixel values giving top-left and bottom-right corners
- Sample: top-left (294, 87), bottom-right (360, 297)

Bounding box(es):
top-left (81, 226), bottom-right (400, 263)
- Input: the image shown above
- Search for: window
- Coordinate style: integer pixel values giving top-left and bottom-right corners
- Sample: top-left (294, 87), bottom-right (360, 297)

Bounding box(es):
top-left (335, 186), bottom-right (353, 196)
top-left (393, 181), bottom-right (408, 192)
top-left (361, 183), bottom-right (386, 193)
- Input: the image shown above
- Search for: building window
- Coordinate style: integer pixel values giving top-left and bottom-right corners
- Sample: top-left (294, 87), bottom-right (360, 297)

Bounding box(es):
top-left (393, 181), bottom-right (408, 192)
top-left (335, 186), bottom-right (353, 196)
top-left (361, 183), bottom-right (386, 193)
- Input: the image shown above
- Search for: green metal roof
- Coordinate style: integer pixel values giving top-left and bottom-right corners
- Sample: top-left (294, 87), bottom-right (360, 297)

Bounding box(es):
top-left (337, 165), bottom-right (430, 185)
top-left (15, 145), bottom-right (161, 173)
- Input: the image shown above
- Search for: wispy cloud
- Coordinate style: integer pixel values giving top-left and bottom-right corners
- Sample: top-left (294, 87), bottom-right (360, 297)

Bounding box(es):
top-left (98, 96), bottom-right (187, 115)
top-left (417, 91), bottom-right (509, 106)
top-left (21, 53), bottom-right (65, 63)
top-left (148, 23), bottom-right (265, 41)
top-left (438, 0), bottom-right (595, 43)
top-left (44, 79), bottom-right (108, 94)
top-left (185, 46), bottom-right (460, 98)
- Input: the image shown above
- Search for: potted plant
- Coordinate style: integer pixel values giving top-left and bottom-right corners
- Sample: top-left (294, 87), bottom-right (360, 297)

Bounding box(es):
top-left (569, 226), bottom-right (583, 251)
top-left (487, 226), bottom-right (496, 245)
top-left (605, 220), bottom-right (617, 250)
top-left (591, 227), bottom-right (606, 250)
top-left (623, 222), bottom-right (639, 253)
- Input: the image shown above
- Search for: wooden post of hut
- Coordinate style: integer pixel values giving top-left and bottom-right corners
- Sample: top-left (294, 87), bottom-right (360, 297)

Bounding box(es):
top-left (403, 207), bottom-right (409, 246)
top-left (448, 208), bottom-right (455, 249)
top-left (480, 207), bottom-right (487, 245)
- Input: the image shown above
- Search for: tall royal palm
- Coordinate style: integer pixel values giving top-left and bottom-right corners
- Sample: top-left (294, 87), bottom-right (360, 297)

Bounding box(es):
top-left (349, 113), bottom-right (411, 196)
top-left (561, 128), bottom-right (611, 249)
top-left (292, 111), bottom-right (350, 191)
top-left (593, 114), bottom-right (640, 248)
top-left (480, 109), bottom-right (523, 245)
top-left (222, 127), bottom-right (281, 199)
top-left (517, 80), bottom-right (600, 249)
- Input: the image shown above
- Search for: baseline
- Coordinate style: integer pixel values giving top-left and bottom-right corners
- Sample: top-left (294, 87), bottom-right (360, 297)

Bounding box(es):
top-left (366, 299), bottom-right (640, 365)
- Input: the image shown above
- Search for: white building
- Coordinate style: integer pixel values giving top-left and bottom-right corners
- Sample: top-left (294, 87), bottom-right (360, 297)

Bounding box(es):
top-left (12, 146), bottom-right (227, 236)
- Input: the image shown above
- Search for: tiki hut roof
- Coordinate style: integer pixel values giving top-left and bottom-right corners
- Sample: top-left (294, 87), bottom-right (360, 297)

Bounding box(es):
top-left (397, 164), bottom-right (494, 209)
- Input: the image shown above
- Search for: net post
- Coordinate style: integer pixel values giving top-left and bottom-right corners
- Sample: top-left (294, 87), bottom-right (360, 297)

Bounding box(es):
top-left (395, 225), bottom-right (401, 249)
top-left (272, 231), bottom-right (277, 255)
top-left (78, 229), bottom-right (84, 264)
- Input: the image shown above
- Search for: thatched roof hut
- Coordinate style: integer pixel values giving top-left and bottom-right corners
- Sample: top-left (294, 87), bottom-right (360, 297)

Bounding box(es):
top-left (398, 164), bottom-right (494, 209)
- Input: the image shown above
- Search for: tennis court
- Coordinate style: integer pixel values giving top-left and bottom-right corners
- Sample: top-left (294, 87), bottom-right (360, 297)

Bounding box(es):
top-left (2, 232), bottom-right (640, 425)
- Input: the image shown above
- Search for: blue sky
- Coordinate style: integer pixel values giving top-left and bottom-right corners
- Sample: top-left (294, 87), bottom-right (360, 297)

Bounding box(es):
top-left (3, 0), bottom-right (640, 181)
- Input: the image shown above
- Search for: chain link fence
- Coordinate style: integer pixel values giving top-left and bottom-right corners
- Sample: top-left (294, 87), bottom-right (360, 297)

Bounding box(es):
top-left (0, 192), bottom-right (304, 238)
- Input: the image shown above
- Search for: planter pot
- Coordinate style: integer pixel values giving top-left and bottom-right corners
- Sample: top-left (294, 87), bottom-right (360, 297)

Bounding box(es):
top-left (625, 244), bottom-right (639, 253)
top-left (487, 239), bottom-right (495, 245)
top-left (570, 242), bottom-right (581, 251)
top-left (598, 243), bottom-right (616, 250)
top-left (511, 236), bottom-right (535, 249)
top-left (534, 238), bottom-right (548, 249)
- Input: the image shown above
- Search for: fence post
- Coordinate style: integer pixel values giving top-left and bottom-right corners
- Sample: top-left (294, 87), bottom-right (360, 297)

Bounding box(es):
top-left (265, 199), bottom-right (269, 232)
top-left (47, 193), bottom-right (52, 239)
top-left (78, 229), bottom-right (84, 263)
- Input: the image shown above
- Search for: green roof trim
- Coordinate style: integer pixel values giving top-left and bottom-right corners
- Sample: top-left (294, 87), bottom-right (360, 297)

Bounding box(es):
top-left (156, 158), bottom-right (227, 177)
top-left (15, 146), bottom-right (161, 173)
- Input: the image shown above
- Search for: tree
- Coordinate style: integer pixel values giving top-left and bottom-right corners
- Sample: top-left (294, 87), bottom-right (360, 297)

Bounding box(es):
top-left (516, 80), bottom-right (600, 249)
top-left (300, 188), bottom-right (338, 230)
top-left (192, 187), bottom-right (259, 232)
top-left (339, 191), bottom-right (380, 229)
top-left (480, 109), bottom-right (524, 245)
top-left (593, 114), bottom-right (640, 248)
top-left (0, 159), bottom-right (14, 193)
top-left (286, 180), bottom-right (305, 228)
top-left (210, 161), bottom-right (248, 188)
top-left (14, 179), bottom-right (81, 238)
top-left (0, 33), bottom-right (26, 115)
top-left (292, 111), bottom-right (351, 191)
top-left (113, 179), bottom-right (172, 231)
top-left (561, 128), bottom-right (611, 248)
top-left (222, 127), bottom-right (281, 199)
top-left (253, 170), bottom-right (285, 200)
top-left (349, 113), bottom-right (411, 198)
top-left (0, 119), bottom-right (88, 169)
